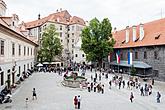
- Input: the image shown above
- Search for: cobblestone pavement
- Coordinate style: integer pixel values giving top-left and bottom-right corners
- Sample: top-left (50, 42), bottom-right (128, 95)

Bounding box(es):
top-left (0, 71), bottom-right (165, 110)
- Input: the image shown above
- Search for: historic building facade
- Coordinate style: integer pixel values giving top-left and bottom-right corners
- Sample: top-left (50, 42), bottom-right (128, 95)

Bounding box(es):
top-left (19, 9), bottom-right (87, 65)
top-left (111, 18), bottom-right (165, 81)
top-left (0, 0), bottom-right (37, 91)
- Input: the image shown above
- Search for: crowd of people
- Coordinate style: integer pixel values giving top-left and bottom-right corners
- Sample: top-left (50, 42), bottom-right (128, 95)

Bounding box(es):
top-left (37, 64), bottom-right (162, 109)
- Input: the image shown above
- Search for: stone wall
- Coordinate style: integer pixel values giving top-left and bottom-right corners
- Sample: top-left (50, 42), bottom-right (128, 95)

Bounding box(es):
top-left (112, 45), bottom-right (165, 81)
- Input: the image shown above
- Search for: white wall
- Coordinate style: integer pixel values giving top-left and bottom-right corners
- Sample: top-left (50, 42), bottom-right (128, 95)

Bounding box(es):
top-left (0, 30), bottom-right (36, 90)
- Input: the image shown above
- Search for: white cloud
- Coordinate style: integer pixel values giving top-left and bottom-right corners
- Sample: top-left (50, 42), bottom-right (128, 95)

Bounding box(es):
top-left (5, 0), bottom-right (165, 30)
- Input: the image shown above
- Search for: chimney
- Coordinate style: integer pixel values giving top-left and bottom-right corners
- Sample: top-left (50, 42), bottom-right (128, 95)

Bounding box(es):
top-left (114, 27), bottom-right (117, 33)
top-left (60, 8), bottom-right (62, 12)
top-left (125, 26), bottom-right (129, 43)
top-left (56, 9), bottom-right (59, 13)
top-left (132, 25), bottom-right (137, 42)
top-left (38, 14), bottom-right (40, 20)
top-left (139, 23), bottom-right (144, 40)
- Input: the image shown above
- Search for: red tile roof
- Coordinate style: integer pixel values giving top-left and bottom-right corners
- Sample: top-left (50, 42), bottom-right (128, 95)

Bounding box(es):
top-left (113, 18), bottom-right (165, 48)
top-left (24, 10), bottom-right (85, 29)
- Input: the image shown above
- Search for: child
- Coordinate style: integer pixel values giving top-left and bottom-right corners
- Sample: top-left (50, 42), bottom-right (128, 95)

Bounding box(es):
top-left (32, 88), bottom-right (37, 100)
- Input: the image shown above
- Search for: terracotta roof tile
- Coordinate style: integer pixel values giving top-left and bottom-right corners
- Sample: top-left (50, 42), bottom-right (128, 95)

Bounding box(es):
top-left (113, 18), bottom-right (165, 48)
top-left (24, 10), bottom-right (85, 28)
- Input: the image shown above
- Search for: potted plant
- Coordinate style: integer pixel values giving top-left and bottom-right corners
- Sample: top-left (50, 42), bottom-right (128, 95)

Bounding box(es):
top-left (5, 79), bottom-right (11, 84)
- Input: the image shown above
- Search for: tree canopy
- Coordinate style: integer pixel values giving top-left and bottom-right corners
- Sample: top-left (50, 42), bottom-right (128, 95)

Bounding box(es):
top-left (81, 18), bottom-right (115, 66)
top-left (38, 24), bottom-right (63, 63)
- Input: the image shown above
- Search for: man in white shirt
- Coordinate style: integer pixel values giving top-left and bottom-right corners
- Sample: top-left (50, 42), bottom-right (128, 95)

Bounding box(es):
top-left (77, 95), bottom-right (81, 109)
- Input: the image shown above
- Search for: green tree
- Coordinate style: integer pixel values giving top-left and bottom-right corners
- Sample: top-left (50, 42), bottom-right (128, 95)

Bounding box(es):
top-left (38, 24), bottom-right (63, 63)
top-left (81, 18), bottom-right (115, 68)
top-left (130, 65), bottom-right (136, 76)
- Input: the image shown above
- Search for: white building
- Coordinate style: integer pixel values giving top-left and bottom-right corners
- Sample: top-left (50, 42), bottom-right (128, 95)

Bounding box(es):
top-left (73, 37), bottom-right (87, 64)
top-left (0, 0), bottom-right (37, 91)
top-left (19, 10), bottom-right (87, 65)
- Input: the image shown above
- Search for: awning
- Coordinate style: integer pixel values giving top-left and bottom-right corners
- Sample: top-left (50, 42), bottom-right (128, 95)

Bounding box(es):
top-left (110, 60), bottom-right (152, 69)
top-left (42, 62), bottom-right (61, 65)
top-left (37, 63), bottom-right (43, 67)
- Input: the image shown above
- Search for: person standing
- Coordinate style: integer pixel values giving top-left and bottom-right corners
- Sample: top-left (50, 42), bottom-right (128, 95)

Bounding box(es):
top-left (157, 92), bottom-right (161, 103)
top-left (90, 82), bottom-right (93, 91)
top-left (109, 80), bottom-right (112, 89)
top-left (119, 81), bottom-right (121, 89)
top-left (130, 92), bottom-right (134, 103)
top-left (151, 78), bottom-right (154, 85)
top-left (87, 83), bottom-right (90, 92)
top-left (74, 96), bottom-right (78, 109)
top-left (32, 88), bottom-right (37, 100)
top-left (101, 85), bottom-right (104, 94)
top-left (127, 81), bottom-right (130, 89)
top-left (140, 86), bottom-right (144, 96)
top-left (94, 83), bottom-right (96, 92)
top-left (77, 95), bottom-right (81, 109)
top-left (122, 80), bottom-right (125, 88)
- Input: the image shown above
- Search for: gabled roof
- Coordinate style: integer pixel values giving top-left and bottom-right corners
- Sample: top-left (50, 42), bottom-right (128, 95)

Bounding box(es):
top-left (113, 18), bottom-right (165, 48)
top-left (24, 10), bottom-right (85, 29)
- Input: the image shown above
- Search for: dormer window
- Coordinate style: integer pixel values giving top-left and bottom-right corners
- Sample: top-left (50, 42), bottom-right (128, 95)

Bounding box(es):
top-left (12, 22), bottom-right (14, 26)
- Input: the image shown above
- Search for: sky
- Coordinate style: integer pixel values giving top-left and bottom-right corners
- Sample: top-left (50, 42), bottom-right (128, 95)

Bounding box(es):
top-left (5, 0), bottom-right (165, 30)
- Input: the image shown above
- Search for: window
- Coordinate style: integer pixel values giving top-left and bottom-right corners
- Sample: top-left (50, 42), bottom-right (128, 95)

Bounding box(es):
top-left (31, 62), bottom-right (32, 69)
top-left (24, 46), bottom-right (26, 56)
top-left (67, 34), bottom-right (70, 38)
top-left (19, 66), bottom-right (21, 74)
top-left (12, 43), bottom-right (15, 56)
top-left (12, 22), bottom-right (14, 26)
top-left (0, 72), bottom-right (4, 85)
top-left (72, 33), bottom-right (74, 36)
top-left (60, 32), bottom-right (62, 37)
top-left (24, 65), bottom-right (25, 72)
top-left (61, 40), bottom-right (63, 43)
top-left (72, 50), bottom-right (74, 54)
top-left (60, 25), bottom-right (62, 30)
top-left (27, 63), bottom-right (29, 69)
top-left (72, 44), bottom-right (74, 48)
top-left (154, 51), bottom-right (158, 59)
top-left (0, 40), bottom-right (4, 55)
top-left (67, 39), bottom-right (69, 43)
top-left (120, 53), bottom-right (123, 60)
top-left (31, 48), bottom-right (32, 56)
top-left (82, 54), bottom-right (84, 57)
top-left (27, 47), bottom-right (29, 56)
top-left (75, 54), bottom-right (78, 57)
top-left (33, 48), bottom-right (35, 55)
top-left (135, 51), bottom-right (138, 59)
top-left (144, 51), bottom-right (147, 59)
top-left (18, 45), bottom-right (21, 56)
top-left (72, 39), bottom-right (74, 43)
top-left (72, 26), bottom-right (74, 31)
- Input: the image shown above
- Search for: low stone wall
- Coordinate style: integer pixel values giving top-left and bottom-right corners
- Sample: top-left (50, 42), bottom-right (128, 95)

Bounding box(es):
top-left (62, 78), bottom-right (87, 88)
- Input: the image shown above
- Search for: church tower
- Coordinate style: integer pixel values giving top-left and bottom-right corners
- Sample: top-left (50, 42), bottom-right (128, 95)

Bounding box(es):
top-left (0, 0), bottom-right (7, 16)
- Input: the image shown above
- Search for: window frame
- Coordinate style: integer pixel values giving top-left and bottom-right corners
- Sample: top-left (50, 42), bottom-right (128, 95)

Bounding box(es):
top-left (154, 51), bottom-right (158, 59)
top-left (0, 39), bottom-right (5, 56)
top-left (12, 42), bottom-right (15, 56)
top-left (18, 44), bottom-right (21, 56)
top-left (144, 51), bottom-right (147, 59)
top-left (135, 51), bottom-right (138, 59)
